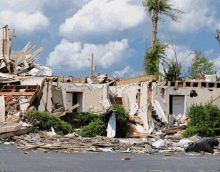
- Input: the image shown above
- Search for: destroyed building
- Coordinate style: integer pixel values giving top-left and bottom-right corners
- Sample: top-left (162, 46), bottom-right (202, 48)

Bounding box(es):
top-left (0, 25), bottom-right (220, 141)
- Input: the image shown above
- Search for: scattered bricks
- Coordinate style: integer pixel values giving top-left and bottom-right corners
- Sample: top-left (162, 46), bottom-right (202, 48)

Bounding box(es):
top-left (5, 116), bottom-right (20, 123)
top-left (127, 124), bottom-right (140, 138)
top-left (122, 157), bottom-right (131, 160)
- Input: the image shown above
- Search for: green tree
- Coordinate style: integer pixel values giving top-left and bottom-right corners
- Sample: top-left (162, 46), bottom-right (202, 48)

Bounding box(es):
top-left (164, 59), bottom-right (183, 81)
top-left (187, 51), bottom-right (214, 79)
top-left (142, 0), bottom-right (184, 71)
top-left (144, 39), bottom-right (168, 76)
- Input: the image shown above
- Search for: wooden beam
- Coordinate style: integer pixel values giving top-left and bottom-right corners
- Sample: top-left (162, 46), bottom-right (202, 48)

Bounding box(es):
top-left (0, 127), bottom-right (32, 139)
top-left (45, 80), bottom-right (50, 111)
top-left (58, 103), bottom-right (80, 118)
top-left (9, 29), bottom-right (15, 59)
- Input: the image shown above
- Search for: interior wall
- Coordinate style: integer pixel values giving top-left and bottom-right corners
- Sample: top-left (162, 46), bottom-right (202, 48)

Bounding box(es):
top-left (153, 85), bottom-right (220, 117)
top-left (61, 83), bottom-right (108, 115)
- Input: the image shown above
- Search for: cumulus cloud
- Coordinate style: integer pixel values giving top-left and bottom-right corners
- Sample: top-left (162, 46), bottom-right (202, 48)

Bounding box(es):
top-left (59, 0), bottom-right (147, 38)
top-left (168, 0), bottom-right (218, 32)
top-left (113, 66), bottom-right (133, 78)
top-left (46, 39), bottom-right (136, 71)
top-left (0, 0), bottom-right (50, 34)
top-left (0, 11), bottom-right (49, 34)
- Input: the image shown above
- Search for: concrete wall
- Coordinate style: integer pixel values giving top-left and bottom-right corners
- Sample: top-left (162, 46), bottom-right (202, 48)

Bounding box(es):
top-left (152, 84), bottom-right (220, 118)
top-left (60, 83), bottom-right (110, 115)
top-left (110, 81), bottom-right (150, 131)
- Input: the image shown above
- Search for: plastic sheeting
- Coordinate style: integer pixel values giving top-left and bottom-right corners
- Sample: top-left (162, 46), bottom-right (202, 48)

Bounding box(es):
top-left (152, 139), bottom-right (167, 148)
top-left (107, 112), bottom-right (116, 137)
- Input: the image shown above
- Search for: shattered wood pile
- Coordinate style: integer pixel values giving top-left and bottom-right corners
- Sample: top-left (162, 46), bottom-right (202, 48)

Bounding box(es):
top-left (2, 133), bottom-right (220, 155)
top-left (58, 73), bottom-right (120, 86)
top-left (0, 25), bottom-right (47, 75)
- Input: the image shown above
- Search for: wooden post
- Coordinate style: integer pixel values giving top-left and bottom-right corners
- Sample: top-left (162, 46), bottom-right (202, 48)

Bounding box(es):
top-left (91, 53), bottom-right (93, 76)
top-left (45, 80), bottom-right (49, 111)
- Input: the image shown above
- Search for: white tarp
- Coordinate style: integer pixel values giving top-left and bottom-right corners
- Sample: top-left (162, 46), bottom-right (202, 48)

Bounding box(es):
top-left (107, 112), bottom-right (116, 137)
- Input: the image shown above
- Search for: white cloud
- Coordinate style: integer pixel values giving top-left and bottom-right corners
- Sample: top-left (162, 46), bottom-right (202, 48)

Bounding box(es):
top-left (59, 0), bottom-right (147, 38)
top-left (168, 0), bottom-right (218, 32)
top-left (113, 66), bottom-right (133, 78)
top-left (0, 11), bottom-right (49, 34)
top-left (46, 39), bottom-right (136, 71)
top-left (0, 0), bottom-right (50, 34)
top-left (165, 44), bottom-right (195, 66)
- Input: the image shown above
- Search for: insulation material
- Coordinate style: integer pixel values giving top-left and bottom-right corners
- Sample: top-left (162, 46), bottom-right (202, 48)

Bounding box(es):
top-left (107, 112), bottom-right (116, 137)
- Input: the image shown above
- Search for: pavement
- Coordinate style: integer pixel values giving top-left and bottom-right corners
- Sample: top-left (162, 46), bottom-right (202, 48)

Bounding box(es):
top-left (0, 144), bottom-right (220, 172)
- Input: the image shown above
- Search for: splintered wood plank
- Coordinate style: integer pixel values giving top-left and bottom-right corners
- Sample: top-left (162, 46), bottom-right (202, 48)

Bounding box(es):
top-left (58, 103), bottom-right (80, 117)
top-left (0, 123), bottom-right (23, 134)
top-left (183, 82), bottom-right (186, 87)
top-left (167, 81), bottom-right (171, 86)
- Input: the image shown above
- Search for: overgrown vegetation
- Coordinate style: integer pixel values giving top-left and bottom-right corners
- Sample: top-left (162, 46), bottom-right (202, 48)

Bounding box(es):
top-left (144, 39), bottom-right (168, 77)
top-left (163, 59), bottom-right (183, 81)
top-left (187, 51), bottom-right (214, 79)
top-left (25, 111), bottom-right (74, 135)
top-left (77, 105), bottom-right (129, 138)
top-left (183, 103), bottom-right (220, 137)
top-left (112, 104), bottom-right (129, 138)
top-left (142, 0), bottom-right (183, 74)
top-left (80, 119), bottom-right (107, 137)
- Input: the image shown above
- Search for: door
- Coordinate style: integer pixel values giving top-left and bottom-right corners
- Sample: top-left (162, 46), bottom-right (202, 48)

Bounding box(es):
top-left (172, 95), bottom-right (185, 117)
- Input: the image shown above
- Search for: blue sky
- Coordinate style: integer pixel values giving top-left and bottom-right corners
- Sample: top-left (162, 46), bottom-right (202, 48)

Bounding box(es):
top-left (2, 0), bottom-right (220, 78)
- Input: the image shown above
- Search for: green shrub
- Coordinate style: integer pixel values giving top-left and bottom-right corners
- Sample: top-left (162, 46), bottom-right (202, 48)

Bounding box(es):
top-left (25, 111), bottom-right (74, 135)
top-left (80, 119), bottom-right (106, 137)
top-left (77, 112), bottom-right (99, 126)
top-left (183, 103), bottom-right (220, 137)
top-left (111, 104), bottom-right (129, 138)
top-left (77, 105), bottom-right (129, 138)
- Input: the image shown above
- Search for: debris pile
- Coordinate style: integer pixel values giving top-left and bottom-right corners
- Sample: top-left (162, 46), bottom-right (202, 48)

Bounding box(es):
top-left (87, 73), bottom-right (120, 85)
top-left (0, 25), bottom-right (48, 75)
top-left (2, 133), bottom-right (220, 155)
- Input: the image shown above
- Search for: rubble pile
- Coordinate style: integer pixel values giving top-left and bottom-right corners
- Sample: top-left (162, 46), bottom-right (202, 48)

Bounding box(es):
top-left (0, 26), bottom-right (48, 75)
top-left (87, 73), bottom-right (120, 85)
top-left (2, 132), bottom-right (219, 155)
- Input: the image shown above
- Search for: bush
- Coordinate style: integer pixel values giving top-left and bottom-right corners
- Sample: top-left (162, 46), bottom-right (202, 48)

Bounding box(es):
top-left (77, 105), bottom-right (129, 138)
top-left (80, 119), bottom-right (106, 137)
top-left (183, 103), bottom-right (220, 137)
top-left (111, 104), bottom-right (129, 138)
top-left (25, 111), bottom-right (74, 135)
top-left (77, 112), bottom-right (99, 126)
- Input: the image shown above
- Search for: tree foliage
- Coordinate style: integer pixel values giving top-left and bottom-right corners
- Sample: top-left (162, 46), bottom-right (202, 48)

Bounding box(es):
top-left (187, 51), bottom-right (214, 79)
top-left (142, 0), bottom-right (184, 74)
top-left (215, 29), bottom-right (220, 45)
top-left (163, 59), bottom-right (183, 81)
top-left (144, 39), bottom-right (168, 76)
top-left (142, 0), bottom-right (184, 22)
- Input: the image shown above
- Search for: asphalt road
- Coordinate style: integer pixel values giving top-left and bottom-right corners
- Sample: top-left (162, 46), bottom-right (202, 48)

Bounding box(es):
top-left (0, 144), bottom-right (220, 172)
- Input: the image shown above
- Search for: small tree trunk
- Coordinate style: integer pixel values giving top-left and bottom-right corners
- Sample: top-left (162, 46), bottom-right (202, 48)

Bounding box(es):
top-left (151, 0), bottom-right (161, 74)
